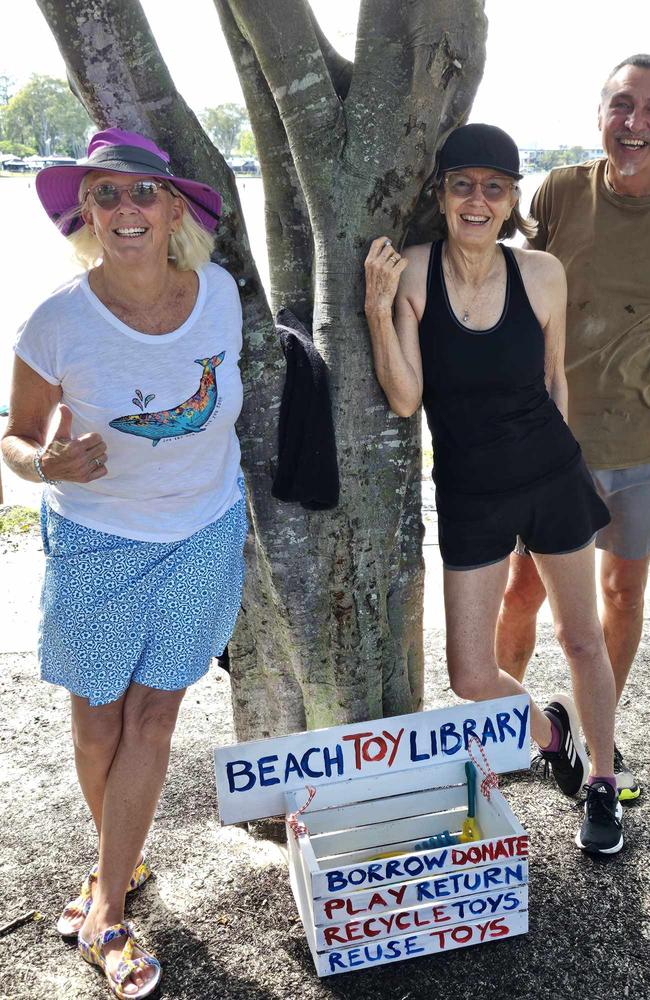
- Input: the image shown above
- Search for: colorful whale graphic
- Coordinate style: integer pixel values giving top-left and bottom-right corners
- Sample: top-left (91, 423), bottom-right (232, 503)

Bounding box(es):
top-left (109, 353), bottom-right (225, 446)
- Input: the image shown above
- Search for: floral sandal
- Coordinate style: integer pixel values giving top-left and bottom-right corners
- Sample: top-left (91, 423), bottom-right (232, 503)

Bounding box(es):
top-left (78, 921), bottom-right (161, 999)
top-left (56, 857), bottom-right (153, 938)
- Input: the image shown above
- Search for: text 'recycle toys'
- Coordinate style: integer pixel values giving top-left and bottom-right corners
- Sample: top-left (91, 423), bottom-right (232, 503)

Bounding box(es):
top-left (213, 695), bottom-right (530, 977)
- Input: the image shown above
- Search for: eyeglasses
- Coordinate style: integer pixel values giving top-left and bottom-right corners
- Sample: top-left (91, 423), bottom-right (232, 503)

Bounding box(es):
top-left (85, 179), bottom-right (171, 210)
top-left (444, 173), bottom-right (515, 202)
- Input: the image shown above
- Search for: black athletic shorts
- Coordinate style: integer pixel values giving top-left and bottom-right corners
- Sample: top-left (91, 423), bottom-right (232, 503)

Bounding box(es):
top-left (436, 458), bottom-right (611, 571)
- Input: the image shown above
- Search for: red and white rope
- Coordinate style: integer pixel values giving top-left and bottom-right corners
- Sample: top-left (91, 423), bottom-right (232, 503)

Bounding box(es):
top-left (287, 785), bottom-right (317, 839)
top-left (467, 734), bottom-right (499, 800)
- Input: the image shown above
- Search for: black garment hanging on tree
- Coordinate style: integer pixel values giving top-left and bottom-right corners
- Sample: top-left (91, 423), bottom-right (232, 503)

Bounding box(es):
top-left (271, 308), bottom-right (339, 511)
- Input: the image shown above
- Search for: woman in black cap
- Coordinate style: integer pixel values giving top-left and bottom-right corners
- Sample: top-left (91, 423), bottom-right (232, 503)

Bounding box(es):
top-left (2, 128), bottom-right (246, 997)
top-left (364, 123), bottom-right (622, 857)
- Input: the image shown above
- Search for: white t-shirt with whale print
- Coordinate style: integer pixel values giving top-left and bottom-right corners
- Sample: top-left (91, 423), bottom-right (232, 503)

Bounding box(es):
top-left (15, 262), bottom-right (243, 542)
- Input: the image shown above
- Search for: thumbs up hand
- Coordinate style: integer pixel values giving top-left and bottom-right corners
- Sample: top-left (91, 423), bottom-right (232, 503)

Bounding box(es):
top-left (38, 404), bottom-right (108, 483)
top-left (52, 403), bottom-right (74, 442)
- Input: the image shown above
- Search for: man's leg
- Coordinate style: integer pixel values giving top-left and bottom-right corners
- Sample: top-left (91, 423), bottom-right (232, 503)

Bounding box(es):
top-left (591, 464), bottom-right (650, 800)
top-left (495, 551), bottom-right (547, 682)
top-left (592, 465), bottom-right (650, 699)
top-left (600, 551), bottom-right (650, 701)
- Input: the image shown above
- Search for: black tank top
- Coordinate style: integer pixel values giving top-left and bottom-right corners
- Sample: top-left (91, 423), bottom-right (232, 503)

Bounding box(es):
top-left (419, 240), bottom-right (580, 495)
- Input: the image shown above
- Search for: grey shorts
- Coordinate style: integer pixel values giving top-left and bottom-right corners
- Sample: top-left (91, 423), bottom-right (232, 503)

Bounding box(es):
top-left (515, 461), bottom-right (650, 561)
top-left (591, 462), bottom-right (650, 560)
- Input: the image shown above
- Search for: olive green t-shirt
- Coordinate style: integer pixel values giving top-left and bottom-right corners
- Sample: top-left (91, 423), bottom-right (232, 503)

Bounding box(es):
top-left (530, 159), bottom-right (650, 469)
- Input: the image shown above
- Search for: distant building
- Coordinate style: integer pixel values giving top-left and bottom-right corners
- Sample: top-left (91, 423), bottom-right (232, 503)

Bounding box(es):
top-left (519, 148), bottom-right (542, 171)
top-left (226, 156), bottom-right (261, 176)
top-left (33, 155), bottom-right (77, 168)
top-left (1, 154), bottom-right (77, 173)
top-left (0, 156), bottom-right (31, 172)
top-left (518, 147), bottom-right (604, 172)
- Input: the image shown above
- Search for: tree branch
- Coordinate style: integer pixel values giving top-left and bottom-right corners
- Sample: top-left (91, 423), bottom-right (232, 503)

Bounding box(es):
top-left (307, 8), bottom-right (353, 101)
top-left (229, 0), bottom-right (342, 206)
top-left (351, 0), bottom-right (487, 149)
top-left (214, 0), bottom-right (314, 326)
top-left (344, 0), bottom-right (487, 241)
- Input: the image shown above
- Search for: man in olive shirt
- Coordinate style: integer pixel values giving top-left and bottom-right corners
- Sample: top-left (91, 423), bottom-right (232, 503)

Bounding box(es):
top-left (496, 54), bottom-right (650, 801)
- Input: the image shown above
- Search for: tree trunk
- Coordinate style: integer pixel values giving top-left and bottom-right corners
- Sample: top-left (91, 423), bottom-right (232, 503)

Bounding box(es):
top-left (36, 0), bottom-right (488, 740)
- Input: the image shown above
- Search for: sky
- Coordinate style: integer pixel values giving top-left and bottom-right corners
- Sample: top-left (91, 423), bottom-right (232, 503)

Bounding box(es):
top-left (2, 1), bottom-right (650, 148)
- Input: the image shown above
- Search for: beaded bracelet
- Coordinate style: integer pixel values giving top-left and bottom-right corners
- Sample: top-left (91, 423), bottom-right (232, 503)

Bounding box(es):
top-left (33, 447), bottom-right (60, 486)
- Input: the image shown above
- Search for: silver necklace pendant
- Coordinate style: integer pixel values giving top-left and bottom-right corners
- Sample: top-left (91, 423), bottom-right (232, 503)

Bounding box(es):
top-left (462, 311), bottom-right (470, 322)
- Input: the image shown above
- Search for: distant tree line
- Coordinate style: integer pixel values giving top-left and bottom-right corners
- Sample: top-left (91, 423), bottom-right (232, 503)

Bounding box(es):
top-left (534, 146), bottom-right (598, 171)
top-left (0, 74), bottom-right (92, 157)
top-left (0, 79), bottom-right (256, 165)
top-left (199, 102), bottom-right (257, 160)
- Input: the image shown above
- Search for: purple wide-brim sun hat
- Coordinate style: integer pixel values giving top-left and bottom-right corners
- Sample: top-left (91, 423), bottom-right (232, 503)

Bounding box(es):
top-left (35, 127), bottom-right (222, 236)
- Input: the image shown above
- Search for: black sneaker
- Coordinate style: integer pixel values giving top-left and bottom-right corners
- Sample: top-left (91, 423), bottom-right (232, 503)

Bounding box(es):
top-left (575, 780), bottom-right (624, 854)
top-left (537, 693), bottom-right (589, 797)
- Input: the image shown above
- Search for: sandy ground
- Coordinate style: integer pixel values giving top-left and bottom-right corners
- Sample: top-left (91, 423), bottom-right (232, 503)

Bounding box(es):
top-left (0, 496), bottom-right (649, 1000)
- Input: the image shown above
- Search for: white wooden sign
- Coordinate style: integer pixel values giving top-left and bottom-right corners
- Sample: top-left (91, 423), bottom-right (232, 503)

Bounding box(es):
top-left (213, 695), bottom-right (530, 824)
top-left (213, 695), bottom-right (531, 977)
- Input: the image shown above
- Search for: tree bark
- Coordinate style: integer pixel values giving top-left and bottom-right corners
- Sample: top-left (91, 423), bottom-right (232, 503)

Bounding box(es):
top-left (213, 0), bottom-right (315, 326)
top-left (36, 0), bottom-right (488, 741)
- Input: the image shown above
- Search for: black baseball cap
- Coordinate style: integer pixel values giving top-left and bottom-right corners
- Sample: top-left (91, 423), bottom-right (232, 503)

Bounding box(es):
top-left (438, 124), bottom-right (522, 180)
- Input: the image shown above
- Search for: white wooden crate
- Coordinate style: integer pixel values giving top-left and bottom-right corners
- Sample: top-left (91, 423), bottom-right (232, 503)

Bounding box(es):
top-left (214, 695), bottom-right (530, 977)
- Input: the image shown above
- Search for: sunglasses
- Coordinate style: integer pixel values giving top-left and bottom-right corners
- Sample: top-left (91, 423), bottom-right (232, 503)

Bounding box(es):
top-left (85, 179), bottom-right (172, 210)
top-left (444, 173), bottom-right (515, 202)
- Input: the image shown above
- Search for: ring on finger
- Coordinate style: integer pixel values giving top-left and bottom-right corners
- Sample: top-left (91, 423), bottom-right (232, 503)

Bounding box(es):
top-left (92, 457), bottom-right (104, 469)
top-left (389, 253), bottom-right (399, 264)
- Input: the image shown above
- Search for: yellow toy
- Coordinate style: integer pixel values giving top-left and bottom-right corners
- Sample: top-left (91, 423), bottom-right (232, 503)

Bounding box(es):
top-left (460, 761), bottom-right (481, 843)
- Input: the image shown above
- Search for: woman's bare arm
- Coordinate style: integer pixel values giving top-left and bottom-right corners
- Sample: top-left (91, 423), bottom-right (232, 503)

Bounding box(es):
top-left (364, 237), bottom-right (427, 417)
top-left (2, 356), bottom-right (108, 483)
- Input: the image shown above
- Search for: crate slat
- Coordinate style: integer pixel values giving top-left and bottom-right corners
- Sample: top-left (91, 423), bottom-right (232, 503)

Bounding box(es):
top-left (312, 806), bottom-right (467, 860)
top-left (302, 782), bottom-right (467, 835)
top-left (311, 858), bottom-right (529, 924)
top-left (316, 907), bottom-right (529, 976)
top-left (315, 884), bottom-right (528, 950)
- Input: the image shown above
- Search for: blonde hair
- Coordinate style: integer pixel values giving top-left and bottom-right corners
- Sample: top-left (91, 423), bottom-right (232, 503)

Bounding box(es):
top-left (60, 174), bottom-right (215, 271)
top-left (435, 173), bottom-right (538, 242)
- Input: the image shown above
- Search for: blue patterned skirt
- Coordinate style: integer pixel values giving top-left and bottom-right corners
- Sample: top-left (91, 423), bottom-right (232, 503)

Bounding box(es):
top-left (39, 487), bottom-right (247, 706)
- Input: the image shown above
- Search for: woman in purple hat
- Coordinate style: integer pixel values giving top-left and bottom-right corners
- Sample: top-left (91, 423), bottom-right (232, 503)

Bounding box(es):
top-left (2, 128), bottom-right (246, 997)
top-left (363, 124), bottom-right (623, 859)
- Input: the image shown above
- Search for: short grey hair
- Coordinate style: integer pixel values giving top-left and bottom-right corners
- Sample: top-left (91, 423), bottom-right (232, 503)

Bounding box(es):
top-left (601, 54), bottom-right (650, 99)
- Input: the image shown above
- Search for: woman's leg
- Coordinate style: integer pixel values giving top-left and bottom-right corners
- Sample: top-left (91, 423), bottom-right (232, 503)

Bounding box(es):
top-left (80, 682), bottom-right (186, 993)
top-left (56, 695), bottom-right (126, 935)
top-left (532, 542), bottom-right (616, 778)
top-left (70, 692), bottom-right (126, 834)
top-left (444, 558), bottom-right (553, 747)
